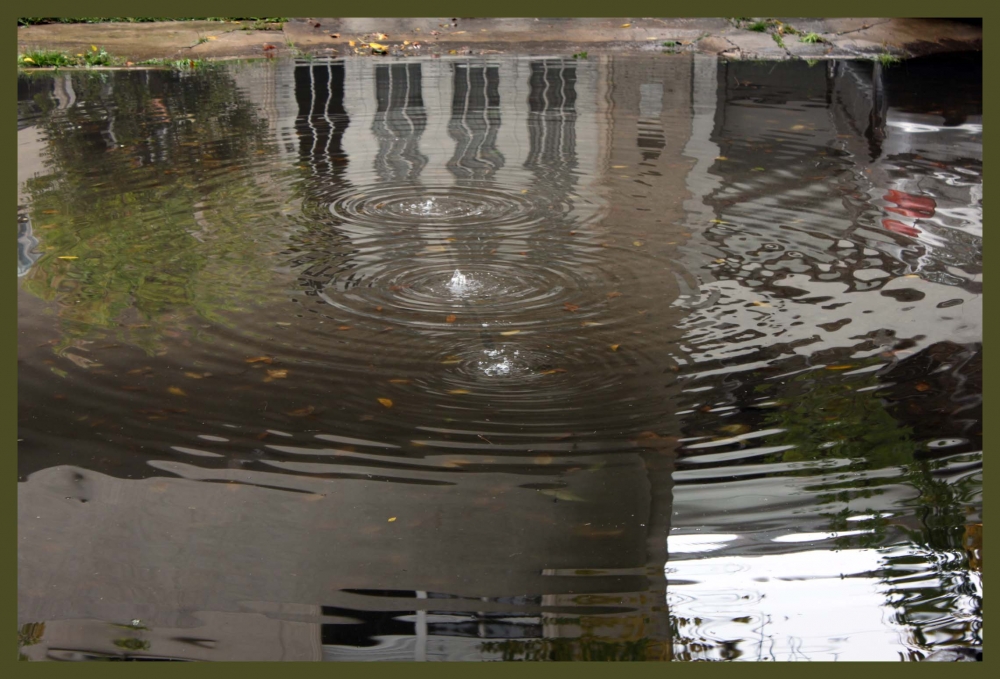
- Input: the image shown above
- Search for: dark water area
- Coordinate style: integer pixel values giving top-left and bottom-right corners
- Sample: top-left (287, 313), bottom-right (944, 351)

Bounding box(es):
top-left (17, 53), bottom-right (981, 661)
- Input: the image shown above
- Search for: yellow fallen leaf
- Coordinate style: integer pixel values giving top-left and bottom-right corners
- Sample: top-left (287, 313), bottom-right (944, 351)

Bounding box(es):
top-left (387, 517), bottom-right (396, 522)
top-left (267, 369), bottom-right (288, 379)
top-left (389, 378), bottom-right (410, 384)
top-left (167, 387), bottom-right (187, 396)
top-left (441, 359), bottom-right (461, 365)
top-left (207, 35), bottom-right (217, 40)
top-left (57, 256), bottom-right (78, 260)
top-left (370, 42), bottom-right (388, 53)
top-left (22, 57), bottom-right (35, 64)
top-left (534, 455), bottom-right (553, 465)
top-left (521, 189), bottom-right (529, 194)
top-left (448, 389), bottom-right (471, 395)
top-left (91, 45), bottom-right (98, 52)
top-left (184, 372), bottom-right (203, 379)
top-left (621, 23), bottom-right (632, 28)
top-left (348, 40), bottom-right (356, 46)
top-left (612, 165), bottom-right (627, 169)
top-left (499, 330), bottom-right (520, 336)
top-left (378, 398), bottom-right (393, 408)
top-left (825, 364), bottom-right (856, 370)
top-left (715, 156), bottom-right (728, 160)
top-left (790, 124), bottom-right (806, 130)
top-left (633, 241), bottom-right (643, 247)
top-left (446, 314), bottom-right (457, 323)
top-left (610, 344), bottom-right (620, 352)
top-left (246, 356), bottom-right (273, 364)
top-left (751, 301), bottom-right (770, 307)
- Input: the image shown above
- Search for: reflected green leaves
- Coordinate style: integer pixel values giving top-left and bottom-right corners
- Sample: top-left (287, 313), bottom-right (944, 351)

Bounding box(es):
top-left (20, 69), bottom-right (286, 354)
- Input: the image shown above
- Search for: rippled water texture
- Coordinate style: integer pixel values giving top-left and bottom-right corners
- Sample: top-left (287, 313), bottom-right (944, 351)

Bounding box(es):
top-left (18, 54), bottom-right (981, 661)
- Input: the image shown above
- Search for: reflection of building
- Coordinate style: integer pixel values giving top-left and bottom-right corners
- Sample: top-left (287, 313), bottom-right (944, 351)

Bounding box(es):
top-left (17, 217), bottom-right (40, 277)
top-left (447, 63), bottom-right (503, 181)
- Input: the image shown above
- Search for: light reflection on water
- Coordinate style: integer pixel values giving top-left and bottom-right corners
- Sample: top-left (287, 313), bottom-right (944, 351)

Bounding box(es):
top-left (17, 53), bottom-right (981, 661)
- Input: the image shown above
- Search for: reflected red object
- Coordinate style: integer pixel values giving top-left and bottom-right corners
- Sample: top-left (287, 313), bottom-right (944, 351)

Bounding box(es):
top-left (884, 190), bottom-right (936, 218)
top-left (882, 218), bottom-right (921, 237)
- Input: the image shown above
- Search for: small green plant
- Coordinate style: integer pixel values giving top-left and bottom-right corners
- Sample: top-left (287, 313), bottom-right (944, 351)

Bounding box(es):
top-left (572, 51), bottom-right (588, 59)
top-left (662, 41), bottom-right (677, 47)
top-left (877, 52), bottom-right (901, 66)
top-left (196, 35), bottom-right (209, 45)
top-left (800, 32), bottom-right (824, 44)
top-left (772, 32), bottom-right (786, 49)
top-left (112, 638), bottom-right (150, 651)
top-left (18, 50), bottom-right (72, 67)
top-left (748, 21), bottom-right (769, 32)
top-left (82, 45), bottom-right (114, 65)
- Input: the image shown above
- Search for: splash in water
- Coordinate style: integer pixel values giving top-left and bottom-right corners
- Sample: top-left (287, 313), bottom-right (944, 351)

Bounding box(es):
top-left (447, 270), bottom-right (469, 296)
top-left (478, 348), bottom-right (518, 377)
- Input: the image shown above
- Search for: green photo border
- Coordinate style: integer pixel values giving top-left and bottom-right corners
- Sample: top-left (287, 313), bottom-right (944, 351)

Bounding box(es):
top-left (9, 0), bottom-right (989, 674)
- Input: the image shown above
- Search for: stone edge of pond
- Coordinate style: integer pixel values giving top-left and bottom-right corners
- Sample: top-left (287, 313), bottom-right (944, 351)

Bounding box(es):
top-left (17, 17), bottom-right (982, 67)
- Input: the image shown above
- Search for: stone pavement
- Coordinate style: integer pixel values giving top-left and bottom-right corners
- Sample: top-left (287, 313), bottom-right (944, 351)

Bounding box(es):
top-left (17, 17), bottom-right (982, 63)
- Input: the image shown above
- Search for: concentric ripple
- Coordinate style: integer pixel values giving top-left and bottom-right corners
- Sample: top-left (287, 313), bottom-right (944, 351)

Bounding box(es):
top-left (323, 183), bottom-right (577, 233)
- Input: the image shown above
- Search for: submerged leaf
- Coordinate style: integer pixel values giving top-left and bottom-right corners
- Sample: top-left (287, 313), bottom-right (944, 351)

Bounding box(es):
top-left (246, 356), bottom-right (273, 364)
top-left (167, 387), bottom-right (187, 397)
top-left (448, 389), bottom-right (471, 395)
top-left (446, 314), bottom-right (457, 323)
top-left (499, 330), bottom-right (520, 336)
top-left (378, 398), bottom-right (393, 408)
top-left (286, 406), bottom-right (315, 416)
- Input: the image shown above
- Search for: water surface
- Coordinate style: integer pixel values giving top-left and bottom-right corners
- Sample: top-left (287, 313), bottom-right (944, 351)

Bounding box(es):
top-left (18, 53), bottom-right (981, 661)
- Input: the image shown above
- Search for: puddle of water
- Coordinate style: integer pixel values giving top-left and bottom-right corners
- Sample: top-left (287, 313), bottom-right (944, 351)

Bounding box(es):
top-left (17, 53), bottom-right (981, 661)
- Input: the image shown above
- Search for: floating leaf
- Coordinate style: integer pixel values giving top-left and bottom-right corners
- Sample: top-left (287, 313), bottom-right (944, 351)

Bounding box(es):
top-left (751, 301), bottom-right (770, 307)
top-left (564, 303), bottom-right (580, 312)
top-left (286, 405), bottom-right (315, 416)
top-left (534, 455), bottom-right (554, 465)
top-left (167, 387), bottom-right (187, 396)
top-left (607, 292), bottom-right (622, 299)
top-left (378, 398), bottom-right (393, 408)
top-left (825, 364), bottom-right (855, 371)
top-left (57, 256), bottom-right (78, 261)
top-left (338, 325), bottom-right (351, 331)
top-left (448, 389), bottom-right (471, 395)
top-left (246, 356), bottom-right (273, 364)
top-left (184, 372), bottom-right (203, 379)
top-left (715, 156), bottom-right (728, 161)
top-left (915, 382), bottom-right (931, 392)
top-left (389, 378), bottom-right (410, 384)
top-left (610, 344), bottom-right (620, 352)
top-left (621, 23), bottom-right (632, 28)
top-left (441, 359), bottom-right (461, 364)
top-left (633, 241), bottom-right (643, 247)
top-left (267, 369), bottom-right (288, 379)
top-left (446, 314), bottom-right (457, 323)
top-left (539, 368), bottom-right (567, 375)
top-left (50, 367), bottom-right (68, 378)
top-left (719, 423), bottom-right (751, 435)
top-left (499, 330), bottom-right (520, 336)
top-left (387, 517), bottom-right (397, 522)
